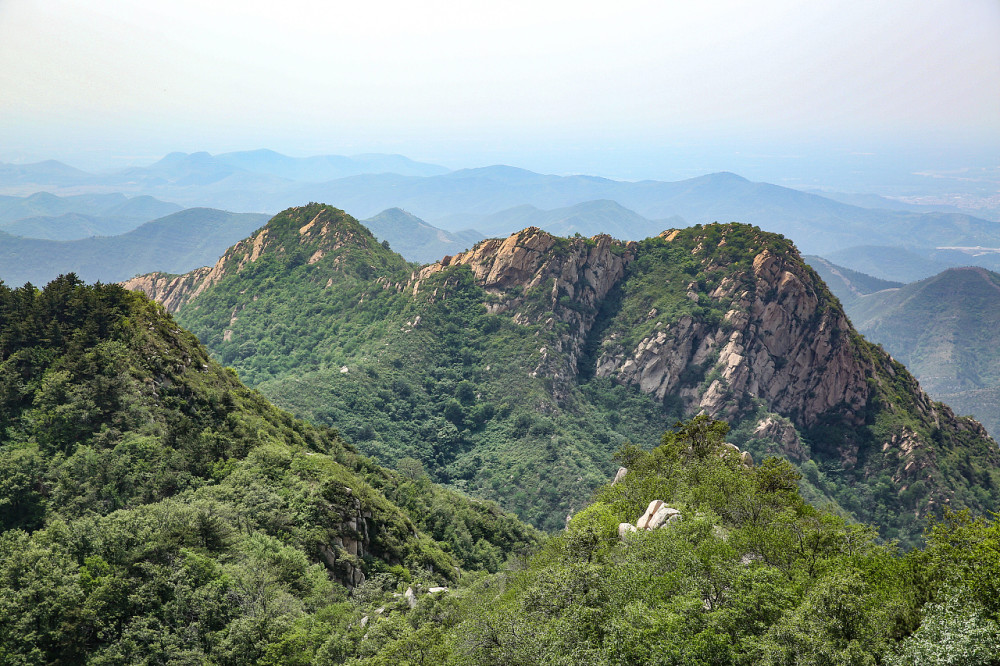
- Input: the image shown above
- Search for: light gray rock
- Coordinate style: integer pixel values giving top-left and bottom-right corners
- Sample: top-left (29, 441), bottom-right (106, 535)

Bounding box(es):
top-left (611, 467), bottom-right (628, 485)
top-left (618, 522), bottom-right (638, 540)
top-left (636, 500), bottom-right (681, 529)
top-left (647, 504), bottom-right (681, 529)
top-left (404, 587), bottom-right (417, 609)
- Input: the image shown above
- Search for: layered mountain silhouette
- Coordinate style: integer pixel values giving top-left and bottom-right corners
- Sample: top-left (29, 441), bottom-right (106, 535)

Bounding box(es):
top-left (0, 208), bottom-right (269, 285)
top-left (0, 191), bottom-right (183, 240)
top-left (5, 157), bottom-right (999, 257)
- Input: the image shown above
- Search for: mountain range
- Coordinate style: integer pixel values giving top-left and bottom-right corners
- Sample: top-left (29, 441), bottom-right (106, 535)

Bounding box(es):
top-left (0, 208), bottom-right (269, 286)
top-left (3, 196), bottom-right (1000, 662)
top-left (4, 275), bottom-right (994, 663)
top-left (124, 204), bottom-right (1000, 544)
top-left (434, 199), bottom-right (685, 240)
top-left (5, 155), bottom-right (1000, 257)
top-left (0, 191), bottom-right (183, 239)
top-left (820, 264), bottom-right (1000, 436)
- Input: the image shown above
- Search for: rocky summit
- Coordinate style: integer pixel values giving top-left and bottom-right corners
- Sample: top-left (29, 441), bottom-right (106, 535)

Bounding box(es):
top-left (125, 204), bottom-right (1000, 542)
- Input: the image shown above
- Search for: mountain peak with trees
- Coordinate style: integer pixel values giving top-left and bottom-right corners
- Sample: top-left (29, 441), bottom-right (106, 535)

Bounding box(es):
top-left (123, 206), bottom-right (1000, 545)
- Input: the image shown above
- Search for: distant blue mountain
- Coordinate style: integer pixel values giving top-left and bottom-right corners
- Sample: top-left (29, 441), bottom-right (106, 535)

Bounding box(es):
top-left (0, 192), bottom-right (183, 239)
top-left (361, 208), bottom-right (481, 263)
top-left (215, 149), bottom-right (449, 181)
top-left (436, 200), bottom-right (681, 240)
top-left (3, 155), bottom-right (1000, 255)
top-left (0, 208), bottom-right (269, 286)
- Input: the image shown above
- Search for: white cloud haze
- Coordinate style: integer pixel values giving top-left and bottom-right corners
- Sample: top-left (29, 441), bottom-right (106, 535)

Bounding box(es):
top-left (1, 0), bottom-right (997, 181)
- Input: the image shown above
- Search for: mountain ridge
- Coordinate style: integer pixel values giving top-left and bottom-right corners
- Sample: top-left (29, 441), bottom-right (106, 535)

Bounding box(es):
top-left (0, 208), bottom-right (269, 286)
top-left (124, 204), bottom-right (1000, 542)
top-left (7, 158), bottom-right (999, 257)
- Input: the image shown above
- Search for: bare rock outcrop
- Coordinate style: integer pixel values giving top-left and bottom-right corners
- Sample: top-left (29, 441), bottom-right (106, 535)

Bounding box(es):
top-left (611, 467), bottom-right (628, 486)
top-left (619, 500), bottom-right (682, 541)
top-left (597, 245), bottom-right (872, 429)
top-left (636, 500), bottom-right (682, 529)
top-left (414, 228), bottom-right (636, 400)
top-left (618, 522), bottom-right (638, 539)
top-left (753, 416), bottom-right (807, 461)
top-left (316, 488), bottom-right (374, 589)
top-left (122, 267), bottom-right (213, 314)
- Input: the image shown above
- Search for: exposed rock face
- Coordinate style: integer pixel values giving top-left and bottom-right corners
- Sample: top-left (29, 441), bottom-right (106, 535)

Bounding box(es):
top-left (121, 228), bottom-right (277, 313)
top-left (415, 226), bottom-right (883, 437)
top-left (122, 266), bottom-right (213, 314)
top-left (636, 500), bottom-right (681, 529)
top-left (414, 227), bottom-right (636, 400)
top-left (596, 246), bottom-right (871, 428)
top-left (410, 225), bottom-right (991, 488)
top-left (316, 488), bottom-right (373, 589)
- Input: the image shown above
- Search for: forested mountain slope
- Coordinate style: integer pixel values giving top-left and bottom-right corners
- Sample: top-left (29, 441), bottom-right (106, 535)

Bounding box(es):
top-left (125, 204), bottom-right (1000, 543)
top-left (349, 419), bottom-right (1000, 665)
top-left (845, 266), bottom-right (1000, 436)
top-left (0, 276), bottom-right (538, 663)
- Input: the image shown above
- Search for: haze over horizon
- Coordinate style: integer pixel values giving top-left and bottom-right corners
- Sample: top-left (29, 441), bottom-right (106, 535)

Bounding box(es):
top-left (1, 0), bottom-right (998, 192)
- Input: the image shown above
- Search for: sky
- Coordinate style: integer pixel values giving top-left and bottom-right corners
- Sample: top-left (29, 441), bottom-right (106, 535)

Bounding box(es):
top-left (0, 0), bottom-right (998, 187)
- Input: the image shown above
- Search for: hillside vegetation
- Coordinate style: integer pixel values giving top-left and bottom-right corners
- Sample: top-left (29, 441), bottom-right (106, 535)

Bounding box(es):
top-left (125, 205), bottom-right (1000, 545)
top-left (0, 276), bottom-right (538, 663)
top-left (332, 418), bottom-right (1000, 665)
top-left (844, 266), bottom-right (1000, 436)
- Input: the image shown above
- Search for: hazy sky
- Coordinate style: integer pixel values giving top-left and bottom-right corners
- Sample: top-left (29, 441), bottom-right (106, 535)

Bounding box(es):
top-left (1, 0), bottom-right (998, 183)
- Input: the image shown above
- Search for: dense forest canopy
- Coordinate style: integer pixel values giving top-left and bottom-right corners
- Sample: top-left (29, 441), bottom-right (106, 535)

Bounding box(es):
top-left (0, 276), bottom-right (538, 663)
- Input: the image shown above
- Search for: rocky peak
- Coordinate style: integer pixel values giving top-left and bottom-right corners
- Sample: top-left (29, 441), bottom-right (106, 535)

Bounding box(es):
top-left (413, 227), bottom-right (636, 399)
top-left (593, 229), bottom-right (877, 430)
top-left (123, 204), bottom-right (396, 313)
